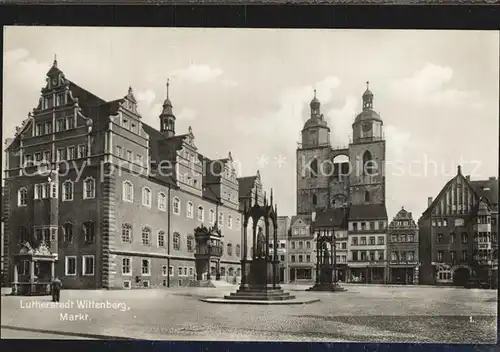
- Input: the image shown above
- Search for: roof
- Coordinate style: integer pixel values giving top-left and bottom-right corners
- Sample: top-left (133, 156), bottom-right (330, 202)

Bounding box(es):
top-left (302, 115), bottom-right (330, 131)
top-left (354, 109), bottom-right (381, 123)
top-left (348, 204), bottom-right (388, 221)
top-left (470, 179), bottom-right (498, 206)
top-left (238, 176), bottom-right (257, 198)
top-left (314, 208), bottom-right (349, 229)
top-left (291, 215), bottom-right (310, 227)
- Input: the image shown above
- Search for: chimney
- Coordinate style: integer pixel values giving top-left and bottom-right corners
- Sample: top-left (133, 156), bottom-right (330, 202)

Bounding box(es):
top-left (466, 175), bottom-right (470, 181)
top-left (408, 212), bottom-right (412, 218)
top-left (427, 197), bottom-right (433, 206)
top-left (489, 176), bottom-right (496, 180)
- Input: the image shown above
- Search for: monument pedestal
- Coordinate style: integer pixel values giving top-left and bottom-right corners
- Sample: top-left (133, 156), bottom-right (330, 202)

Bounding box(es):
top-left (307, 266), bottom-right (347, 292)
top-left (225, 258), bottom-right (295, 301)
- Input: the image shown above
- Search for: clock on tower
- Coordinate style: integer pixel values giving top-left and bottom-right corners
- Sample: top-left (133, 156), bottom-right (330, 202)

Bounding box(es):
top-left (362, 122), bottom-right (372, 132)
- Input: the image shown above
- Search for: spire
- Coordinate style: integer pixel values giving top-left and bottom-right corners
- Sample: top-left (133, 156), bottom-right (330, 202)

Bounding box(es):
top-left (457, 165), bottom-right (462, 175)
top-left (160, 78), bottom-right (176, 136)
top-left (270, 188), bottom-right (273, 207)
top-left (362, 80), bottom-right (374, 110)
top-left (53, 54), bottom-right (58, 68)
top-left (310, 89), bottom-right (321, 115)
top-left (166, 78), bottom-right (170, 100)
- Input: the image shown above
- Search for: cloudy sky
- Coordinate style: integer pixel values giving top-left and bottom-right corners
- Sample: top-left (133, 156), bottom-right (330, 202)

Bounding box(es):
top-left (3, 27), bottom-right (499, 220)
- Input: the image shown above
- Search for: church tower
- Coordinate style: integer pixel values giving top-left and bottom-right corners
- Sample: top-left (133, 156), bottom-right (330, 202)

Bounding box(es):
top-left (159, 79), bottom-right (176, 138)
top-left (296, 90), bottom-right (332, 216)
top-left (348, 82), bottom-right (386, 205)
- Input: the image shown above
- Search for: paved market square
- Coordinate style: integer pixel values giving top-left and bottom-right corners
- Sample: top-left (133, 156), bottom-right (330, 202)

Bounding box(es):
top-left (1, 284), bottom-right (497, 343)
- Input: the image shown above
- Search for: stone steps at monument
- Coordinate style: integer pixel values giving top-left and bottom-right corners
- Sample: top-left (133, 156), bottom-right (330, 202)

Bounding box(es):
top-left (224, 293), bottom-right (296, 301)
top-left (229, 291), bottom-right (290, 298)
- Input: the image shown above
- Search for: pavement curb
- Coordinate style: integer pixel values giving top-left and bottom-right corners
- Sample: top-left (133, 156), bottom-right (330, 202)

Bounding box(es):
top-left (1, 325), bottom-right (138, 340)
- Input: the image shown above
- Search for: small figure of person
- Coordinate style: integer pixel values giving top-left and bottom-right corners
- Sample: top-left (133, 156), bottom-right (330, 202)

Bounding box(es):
top-left (51, 276), bottom-right (63, 302)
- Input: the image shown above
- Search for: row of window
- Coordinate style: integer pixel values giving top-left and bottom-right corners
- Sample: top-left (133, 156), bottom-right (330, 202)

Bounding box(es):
top-left (289, 254), bottom-right (348, 263)
top-left (389, 234), bottom-right (416, 243)
top-left (389, 220), bottom-right (414, 228)
top-left (39, 92), bottom-right (67, 112)
top-left (351, 221), bottom-right (386, 231)
top-left (351, 236), bottom-right (385, 246)
top-left (19, 222), bottom-right (96, 244)
top-left (24, 144), bottom-right (88, 165)
top-left (436, 232), bottom-right (469, 244)
top-left (64, 255), bottom-right (95, 276)
top-left (390, 251), bottom-right (416, 262)
top-left (436, 250), bottom-right (469, 262)
top-left (115, 145), bottom-right (144, 165)
top-left (351, 250), bottom-right (385, 261)
top-left (121, 181), bottom-right (241, 229)
top-left (18, 178), bottom-right (95, 205)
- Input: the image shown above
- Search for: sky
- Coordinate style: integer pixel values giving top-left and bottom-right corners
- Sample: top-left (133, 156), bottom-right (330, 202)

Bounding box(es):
top-left (3, 27), bottom-right (499, 221)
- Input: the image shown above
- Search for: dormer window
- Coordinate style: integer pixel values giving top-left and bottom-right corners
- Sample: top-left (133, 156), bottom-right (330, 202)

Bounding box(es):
top-left (35, 123), bottom-right (44, 136)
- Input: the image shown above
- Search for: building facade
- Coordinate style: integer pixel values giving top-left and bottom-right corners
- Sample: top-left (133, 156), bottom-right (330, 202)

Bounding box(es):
top-left (289, 216), bottom-right (315, 282)
top-left (3, 60), bottom-right (269, 290)
top-left (419, 166), bottom-right (498, 286)
top-left (294, 84), bottom-right (388, 283)
top-left (387, 207), bottom-right (419, 284)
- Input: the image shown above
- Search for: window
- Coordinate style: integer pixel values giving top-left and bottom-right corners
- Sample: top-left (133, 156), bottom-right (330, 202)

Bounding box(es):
top-left (194, 205), bottom-right (204, 222)
top-left (18, 188), bottom-right (28, 206)
top-left (378, 221), bottom-right (384, 230)
top-left (19, 226), bottom-right (28, 244)
top-left (437, 251), bottom-right (444, 262)
top-left (360, 237), bottom-right (366, 245)
top-left (66, 116), bottom-right (75, 130)
top-left (82, 255), bottom-right (95, 276)
top-left (369, 221), bottom-right (375, 230)
top-left (455, 218), bottom-right (464, 227)
top-left (142, 187), bottom-right (152, 207)
top-left (236, 244), bottom-right (241, 257)
top-left (312, 194), bottom-right (317, 205)
top-left (65, 256), bottom-right (77, 276)
top-left (122, 258), bottom-right (132, 275)
top-left (45, 121), bottom-right (52, 134)
top-left (209, 209), bottom-right (215, 224)
top-left (142, 228), bottom-right (151, 246)
top-left (227, 243), bottom-right (233, 256)
top-left (83, 177), bottom-right (95, 199)
top-left (364, 191), bottom-right (370, 202)
top-left (408, 234), bottom-right (415, 242)
top-left (360, 252), bottom-right (367, 261)
top-left (310, 159), bottom-right (318, 177)
top-left (450, 233), bottom-right (456, 244)
top-left (123, 281), bottom-right (131, 289)
top-left (461, 250), bottom-right (468, 261)
top-left (218, 212), bottom-right (224, 225)
top-left (306, 241), bottom-right (311, 249)
top-left (178, 267), bottom-right (183, 276)
top-left (56, 118), bottom-right (65, 132)
top-left (67, 146), bottom-right (76, 160)
top-left (77, 145), bottom-right (87, 159)
top-left (162, 265), bottom-right (168, 276)
top-left (35, 123), bottom-right (44, 136)
top-left (83, 221), bottom-right (95, 243)
top-left (62, 180), bottom-right (74, 201)
top-left (236, 217), bottom-right (241, 229)
top-left (187, 235), bottom-right (194, 252)
top-left (35, 152), bottom-right (42, 163)
top-left (361, 222), bottom-right (366, 231)
top-left (123, 181), bottom-right (134, 202)
top-left (126, 150), bottom-right (133, 162)
top-left (116, 146), bottom-right (123, 157)
top-left (461, 232), bottom-right (468, 244)
top-left (352, 237), bottom-right (358, 245)
top-left (401, 234), bottom-right (407, 242)
top-left (378, 236), bottom-right (384, 245)
top-left (436, 233), bottom-right (443, 244)
top-left (173, 232), bottom-right (181, 250)
top-left (299, 241), bottom-right (303, 249)
top-left (23, 154), bottom-right (33, 167)
top-left (377, 251), bottom-right (384, 261)
top-left (227, 215), bottom-right (233, 228)
top-left (369, 236), bottom-right (375, 245)
top-left (450, 251), bottom-right (456, 262)
top-left (56, 148), bottom-right (65, 162)
top-left (352, 251), bottom-right (358, 261)
top-left (306, 255), bottom-right (311, 262)
top-left (186, 202), bottom-right (194, 218)
top-left (391, 252), bottom-right (398, 261)
top-left (172, 197), bottom-right (180, 215)
top-left (122, 224), bottom-right (132, 243)
top-left (158, 231), bottom-right (165, 247)
top-left (43, 150), bottom-right (51, 162)
top-left (141, 259), bottom-right (151, 276)
top-left (352, 223), bottom-right (358, 231)
top-left (291, 255), bottom-right (295, 262)
top-left (63, 223), bottom-right (73, 242)
top-left (158, 192), bottom-right (167, 211)
top-left (136, 154), bottom-right (143, 165)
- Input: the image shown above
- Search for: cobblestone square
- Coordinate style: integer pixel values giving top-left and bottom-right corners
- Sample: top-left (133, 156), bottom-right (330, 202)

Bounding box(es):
top-left (1, 284), bottom-right (497, 343)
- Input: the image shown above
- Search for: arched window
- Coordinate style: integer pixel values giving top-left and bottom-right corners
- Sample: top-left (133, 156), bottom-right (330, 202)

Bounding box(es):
top-left (83, 221), bottom-right (95, 243)
top-left (312, 194), bottom-right (317, 206)
top-left (122, 223), bottom-right (132, 243)
top-left (63, 223), bottom-right (73, 243)
top-left (197, 206), bottom-right (204, 221)
top-left (363, 151), bottom-right (376, 175)
top-left (209, 209), bottom-right (215, 224)
top-left (18, 187), bottom-right (28, 206)
top-left (186, 201), bottom-right (194, 218)
top-left (158, 192), bottom-right (166, 211)
top-left (218, 212), bottom-right (224, 225)
top-left (311, 159), bottom-right (318, 178)
top-left (227, 243), bottom-right (233, 256)
top-left (227, 215), bottom-right (232, 228)
top-left (172, 197), bottom-right (180, 215)
top-left (187, 235), bottom-right (194, 252)
top-left (236, 217), bottom-right (241, 229)
top-left (173, 232), bottom-right (181, 250)
top-left (62, 180), bottom-right (74, 201)
top-left (157, 230), bottom-right (165, 247)
top-left (123, 181), bottom-right (134, 202)
top-left (142, 227), bottom-right (151, 246)
top-left (236, 244), bottom-right (241, 257)
top-left (365, 191), bottom-right (370, 202)
top-left (142, 187), bottom-right (152, 207)
top-left (83, 177), bottom-right (95, 199)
